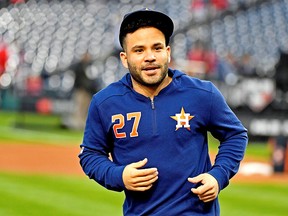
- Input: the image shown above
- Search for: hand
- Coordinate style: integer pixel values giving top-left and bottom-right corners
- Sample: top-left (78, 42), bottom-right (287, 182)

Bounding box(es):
top-left (188, 173), bottom-right (219, 202)
top-left (122, 158), bottom-right (158, 191)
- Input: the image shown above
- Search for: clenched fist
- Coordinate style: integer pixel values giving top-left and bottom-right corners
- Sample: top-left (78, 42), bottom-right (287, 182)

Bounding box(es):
top-left (188, 173), bottom-right (219, 202)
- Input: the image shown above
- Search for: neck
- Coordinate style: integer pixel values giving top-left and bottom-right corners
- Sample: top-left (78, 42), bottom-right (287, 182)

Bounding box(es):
top-left (131, 76), bottom-right (172, 99)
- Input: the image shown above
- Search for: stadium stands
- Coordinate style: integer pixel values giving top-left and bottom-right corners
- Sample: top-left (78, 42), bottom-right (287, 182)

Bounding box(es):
top-left (0, 0), bottom-right (276, 89)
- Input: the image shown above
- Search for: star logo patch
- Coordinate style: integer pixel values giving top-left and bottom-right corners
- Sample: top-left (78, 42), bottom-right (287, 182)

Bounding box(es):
top-left (170, 107), bottom-right (194, 131)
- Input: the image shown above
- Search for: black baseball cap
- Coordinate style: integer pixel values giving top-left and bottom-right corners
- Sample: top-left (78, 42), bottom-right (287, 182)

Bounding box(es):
top-left (119, 8), bottom-right (174, 48)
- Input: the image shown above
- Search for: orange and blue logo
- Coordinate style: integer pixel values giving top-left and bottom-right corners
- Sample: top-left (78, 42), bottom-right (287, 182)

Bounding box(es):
top-left (170, 107), bottom-right (194, 131)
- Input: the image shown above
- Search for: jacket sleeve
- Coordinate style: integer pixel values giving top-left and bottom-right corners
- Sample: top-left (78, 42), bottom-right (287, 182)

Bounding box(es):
top-left (207, 84), bottom-right (248, 191)
top-left (78, 96), bottom-right (125, 192)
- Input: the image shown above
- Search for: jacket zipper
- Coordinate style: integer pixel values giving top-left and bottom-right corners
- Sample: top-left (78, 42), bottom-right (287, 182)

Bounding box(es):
top-left (150, 98), bottom-right (155, 110)
top-left (150, 98), bottom-right (156, 134)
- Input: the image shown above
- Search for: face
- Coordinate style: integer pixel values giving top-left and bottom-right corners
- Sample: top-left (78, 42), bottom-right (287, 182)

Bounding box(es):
top-left (120, 27), bottom-right (171, 88)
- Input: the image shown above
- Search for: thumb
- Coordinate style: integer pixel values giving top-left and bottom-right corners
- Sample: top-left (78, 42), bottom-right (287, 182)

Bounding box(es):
top-left (130, 158), bottom-right (148, 169)
top-left (188, 174), bottom-right (204, 184)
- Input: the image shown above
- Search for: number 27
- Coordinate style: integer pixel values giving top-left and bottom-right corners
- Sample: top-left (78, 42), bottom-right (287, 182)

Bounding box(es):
top-left (112, 112), bottom-right (141, 138)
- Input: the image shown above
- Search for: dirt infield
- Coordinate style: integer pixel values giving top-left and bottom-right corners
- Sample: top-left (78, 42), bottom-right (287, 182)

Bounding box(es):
top-left (0, 142), bottom-right (288, 183)
top-left (0, 142), bottom-right (84, 176)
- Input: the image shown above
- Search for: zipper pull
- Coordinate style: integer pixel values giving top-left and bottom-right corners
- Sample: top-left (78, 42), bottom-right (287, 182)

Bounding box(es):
top-left (151, 98), bottom-right (155, 109)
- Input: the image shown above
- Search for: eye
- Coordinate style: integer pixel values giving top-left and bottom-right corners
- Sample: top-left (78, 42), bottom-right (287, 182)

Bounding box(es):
top-left (155, 46), bottom-right (163, 51)
top-left (134, 49), bottom-right (143, 53)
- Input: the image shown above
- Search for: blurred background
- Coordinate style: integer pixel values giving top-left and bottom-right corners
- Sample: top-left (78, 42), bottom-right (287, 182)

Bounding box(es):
top-left (0, 0), bottom-right (288, 215)
top-left (1, 0), bottom-right (288, 137)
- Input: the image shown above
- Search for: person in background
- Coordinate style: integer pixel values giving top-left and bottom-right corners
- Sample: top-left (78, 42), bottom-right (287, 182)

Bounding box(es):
top-left (79, 8), bottom-right (248, 215)
top-left (62, 52), bottom-right (99, 130)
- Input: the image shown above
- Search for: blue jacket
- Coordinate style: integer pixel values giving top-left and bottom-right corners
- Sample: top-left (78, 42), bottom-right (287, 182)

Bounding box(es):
top-left (79, 69), bottom-right (248, 215)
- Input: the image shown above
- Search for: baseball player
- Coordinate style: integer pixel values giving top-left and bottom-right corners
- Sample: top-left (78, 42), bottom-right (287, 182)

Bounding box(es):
top-left (79, 8), bottom-right (248, 216)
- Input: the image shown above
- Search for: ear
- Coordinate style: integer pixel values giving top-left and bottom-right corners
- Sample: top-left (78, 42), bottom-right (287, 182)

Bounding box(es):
top-left (167, 46), bottom-right (171, 63)
top-left (120, 51), bottom-right (128, 68)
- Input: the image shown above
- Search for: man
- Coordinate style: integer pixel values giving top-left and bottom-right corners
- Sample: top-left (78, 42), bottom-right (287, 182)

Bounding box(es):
top-left (79, 8), bottom-right (248, 215)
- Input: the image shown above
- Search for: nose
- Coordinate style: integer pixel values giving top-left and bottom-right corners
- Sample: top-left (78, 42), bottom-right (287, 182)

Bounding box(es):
top-left (144, 50), bottom-right (156, 62)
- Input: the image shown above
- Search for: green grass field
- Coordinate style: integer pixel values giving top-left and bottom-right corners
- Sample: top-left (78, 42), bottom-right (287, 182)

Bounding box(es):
top-left (0, 111), bottom-right (83, 145)
top-left (0, 172), bottom-right (287, 216)
top-left (0, 110), bottom-right (287, 216)
top-left (219, 182), bottom-right (288, 216)
top-left (0, 172), bottom-right (124, 216)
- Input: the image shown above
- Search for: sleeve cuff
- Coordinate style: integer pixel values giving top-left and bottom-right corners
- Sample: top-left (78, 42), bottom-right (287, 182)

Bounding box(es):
top-left (208, 166), bottom-right (230, 191)
top-left (109, 165), bottom-right (126, 191)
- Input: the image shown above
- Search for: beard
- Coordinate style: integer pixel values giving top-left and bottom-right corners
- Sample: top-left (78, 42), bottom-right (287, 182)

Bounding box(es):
top-left (127, 61), bottom-right (169, 88)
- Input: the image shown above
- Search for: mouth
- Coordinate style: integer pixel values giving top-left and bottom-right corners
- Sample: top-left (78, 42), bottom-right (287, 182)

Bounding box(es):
top-left (142, 65), bottom-right (160, 74)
